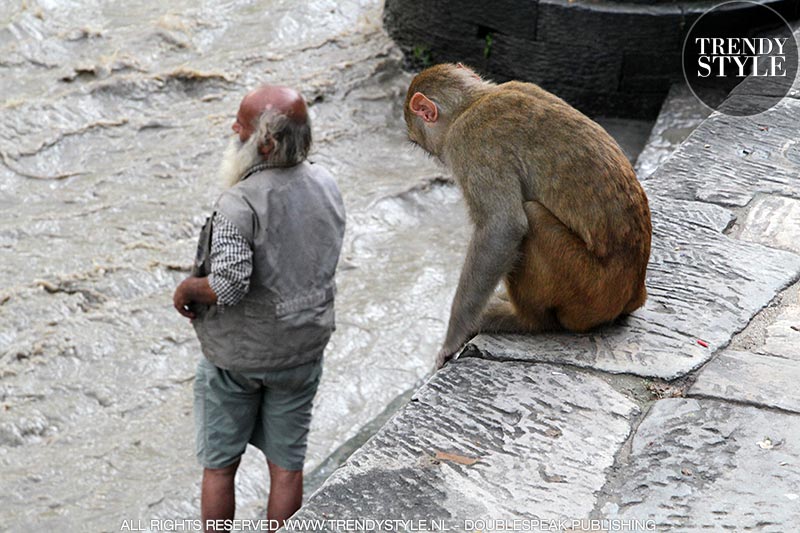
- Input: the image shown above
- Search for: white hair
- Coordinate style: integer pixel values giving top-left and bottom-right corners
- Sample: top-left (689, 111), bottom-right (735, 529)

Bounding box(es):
top-left (218, 135), bottom-right (261, 189)
top-left (218, 108), bottom-right (312, 188)
top-left (252, 108), bottom-right (312, 167)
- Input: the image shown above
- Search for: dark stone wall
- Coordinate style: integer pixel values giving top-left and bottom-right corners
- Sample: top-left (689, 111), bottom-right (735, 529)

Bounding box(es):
top-left (383, 0), bottom-right (800, 118)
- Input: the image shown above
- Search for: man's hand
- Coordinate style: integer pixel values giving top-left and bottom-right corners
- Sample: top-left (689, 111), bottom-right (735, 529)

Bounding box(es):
top-left (173, 276), bottom-right (218, 319)
top-left (173, 279), bottom-right (197, 319)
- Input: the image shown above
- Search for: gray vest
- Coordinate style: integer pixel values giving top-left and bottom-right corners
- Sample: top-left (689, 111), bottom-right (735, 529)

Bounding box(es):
top-left (192, 162), bottom-right (345, 371)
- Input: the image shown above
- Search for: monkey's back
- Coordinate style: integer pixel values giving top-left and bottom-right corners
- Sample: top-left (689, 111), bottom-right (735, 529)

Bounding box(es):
top-left (445, 81), bottom-right (651, 267)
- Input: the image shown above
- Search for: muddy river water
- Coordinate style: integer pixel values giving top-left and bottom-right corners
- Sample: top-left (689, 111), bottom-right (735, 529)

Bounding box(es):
top-left (0, 1), bottom-right (653, 531)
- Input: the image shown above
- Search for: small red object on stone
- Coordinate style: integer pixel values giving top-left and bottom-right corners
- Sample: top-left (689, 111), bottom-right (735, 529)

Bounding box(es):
top-left (697, 339), bottom-right (709, 348)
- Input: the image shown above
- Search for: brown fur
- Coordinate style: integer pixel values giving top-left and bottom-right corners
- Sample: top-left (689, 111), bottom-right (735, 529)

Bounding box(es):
top-left (405, 64), bottom-right (651, 364)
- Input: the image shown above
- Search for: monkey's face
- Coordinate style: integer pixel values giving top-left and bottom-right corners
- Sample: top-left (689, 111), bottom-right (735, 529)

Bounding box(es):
top-left (405, 116), bottom-right (431, 155)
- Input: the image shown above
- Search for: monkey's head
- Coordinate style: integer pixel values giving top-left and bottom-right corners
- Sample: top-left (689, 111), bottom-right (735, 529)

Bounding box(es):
top-left (404, 63), bottom-right (489, 157)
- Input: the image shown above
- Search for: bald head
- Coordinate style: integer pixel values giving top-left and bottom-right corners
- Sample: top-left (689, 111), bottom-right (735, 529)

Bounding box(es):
top-left (240, 85), bottom-right (308, 129)
top-left (234, 85), bottom-right (308, 142)
top-left (230, 84), bottom-right (312, 170)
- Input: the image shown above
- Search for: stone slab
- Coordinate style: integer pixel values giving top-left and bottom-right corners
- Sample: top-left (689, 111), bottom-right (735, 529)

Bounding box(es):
top-left (604, 399), bottom-right (800, 531)
top-left (739, 195), bottom-right (800, 255)
top-left (634, 83), bottom-right (711, 179)
top-left (719, 25), bottom-right (800, 104)
top-left (295, 358), bottom-right (639, 526)
top-left (468, 195), bottom-right (800, 380)
top-left (762, 301), bottom-right (800, 360)
top-left (641, 97), bottom-right (800, 207)
top-left (690, 350), bottom-right (800, 413)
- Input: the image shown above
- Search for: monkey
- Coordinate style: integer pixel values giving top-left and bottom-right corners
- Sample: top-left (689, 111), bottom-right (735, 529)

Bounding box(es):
top-left (404, 63), bottom-right (652, 369)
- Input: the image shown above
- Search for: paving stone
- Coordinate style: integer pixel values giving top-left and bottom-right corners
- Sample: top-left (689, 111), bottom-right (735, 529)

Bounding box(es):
top-left (719, 25), bottom-right (800, 109)
top-left (762, 302), bottom-right (800, 360)
top-left (690, 350), bottom-right (800, 413)
top-left (739, 195), bottom-right (800, 254)
top-left (634, 83), bottom-right (711, 179)
top-left (468, 195), bottom-right (800, 380)
top-left (641, 98), bottom-right (800, 207)
top-left (296, 358), bottom-right (639, 525)
top-left (605, 399), bottom-right (800, 531)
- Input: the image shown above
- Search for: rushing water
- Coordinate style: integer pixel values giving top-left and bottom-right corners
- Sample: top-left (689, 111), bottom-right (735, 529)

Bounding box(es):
top-left (0, 2), bottom-right (654, 531)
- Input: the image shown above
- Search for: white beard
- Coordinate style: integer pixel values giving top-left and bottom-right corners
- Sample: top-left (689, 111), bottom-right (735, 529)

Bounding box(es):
top-left (219, 135), bottom-right (261, 189)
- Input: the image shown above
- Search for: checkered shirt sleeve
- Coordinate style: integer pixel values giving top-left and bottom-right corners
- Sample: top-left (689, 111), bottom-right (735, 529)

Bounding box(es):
top-left (208, 212), bottom-right (252, 307)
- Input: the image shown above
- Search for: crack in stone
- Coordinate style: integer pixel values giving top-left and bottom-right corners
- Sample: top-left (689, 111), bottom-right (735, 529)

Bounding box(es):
top-left (685, 392), bottom-right (800, 417)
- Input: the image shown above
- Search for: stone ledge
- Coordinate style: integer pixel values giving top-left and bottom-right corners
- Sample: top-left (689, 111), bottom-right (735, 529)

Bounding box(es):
top-left (467, 193), bottom-right (800, 380)
top-left (641, 98), bottom-right (800, 206)
top-left (294, 358), bottom-right (640, 526)
top-left (689, 349), bottom-right (800, 414)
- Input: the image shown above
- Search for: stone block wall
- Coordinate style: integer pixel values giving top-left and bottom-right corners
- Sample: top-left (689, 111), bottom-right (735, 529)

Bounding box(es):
top-left (383, 0), bottom-right (800, 118)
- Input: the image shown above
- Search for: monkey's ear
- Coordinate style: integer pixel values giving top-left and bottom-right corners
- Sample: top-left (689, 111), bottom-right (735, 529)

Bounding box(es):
top-left (409, 92), bottom-right (438, 123)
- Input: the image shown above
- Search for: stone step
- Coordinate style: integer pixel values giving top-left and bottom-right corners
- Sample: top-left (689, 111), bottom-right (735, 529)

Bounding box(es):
top-left (634, 83), bottom-right (711, 179)
top-left (293, 358), bottom-right (641, 525)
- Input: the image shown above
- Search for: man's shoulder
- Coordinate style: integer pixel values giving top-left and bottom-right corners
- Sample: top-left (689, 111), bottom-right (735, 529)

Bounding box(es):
top-left (218, 162), bottom-right (339, 204)
top-left (305, 161), bottom-right (333, 178)
top-left (215, 186), bottom-right (252, 213)
top-left (213, 186), bottom-right (258, 243)
top-left (303, 162), bottom-right (341, 194)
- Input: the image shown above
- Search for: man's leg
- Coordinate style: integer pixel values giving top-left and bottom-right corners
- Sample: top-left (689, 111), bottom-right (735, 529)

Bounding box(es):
top-left (194, 358), bottom-right (262, 532)
top-left (252, 358), bottom-right (323, 528)
top-left (267, 460), bottom-right (303, 526)
top-left (202, 459), bottom-right (240, 531)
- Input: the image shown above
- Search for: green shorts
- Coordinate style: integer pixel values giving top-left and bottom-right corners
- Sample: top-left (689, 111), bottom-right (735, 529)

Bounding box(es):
top-left (193, 356), bottom-right (323, 471)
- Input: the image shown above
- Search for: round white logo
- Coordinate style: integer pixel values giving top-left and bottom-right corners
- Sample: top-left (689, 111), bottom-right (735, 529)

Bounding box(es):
top-left (682, 1), bottom-right (798, 116)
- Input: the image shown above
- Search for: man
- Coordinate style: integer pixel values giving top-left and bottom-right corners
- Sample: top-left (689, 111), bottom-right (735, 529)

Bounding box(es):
top-left (173, 85), bottom-right (345, 531)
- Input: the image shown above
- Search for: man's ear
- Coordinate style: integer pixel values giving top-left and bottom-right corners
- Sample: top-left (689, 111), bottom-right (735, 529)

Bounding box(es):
top-left (409, 92), bottom-right (438, 123)
top-left (259, 135), bottom-right (275, 158)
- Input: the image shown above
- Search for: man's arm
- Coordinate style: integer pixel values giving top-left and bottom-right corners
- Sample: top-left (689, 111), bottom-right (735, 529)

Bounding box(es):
top-left (173, 212), bottom-right (253, 319)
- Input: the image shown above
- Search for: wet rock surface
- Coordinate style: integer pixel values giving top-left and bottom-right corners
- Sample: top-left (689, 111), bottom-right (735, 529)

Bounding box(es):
top-left (761, 301), bottom-right (800, 361)
top-left (737, 195), bottom-right (800, 254)
top-left (690, 350), bottom-right (800, 414)
top-left (634, 84), bottom-right (711, 179)
top-left (607, 399), bottom-right (800, 530)
top-left (293, 358), bottom-right (640, 524)
top-left (640, 98), bottom-right (800, 207)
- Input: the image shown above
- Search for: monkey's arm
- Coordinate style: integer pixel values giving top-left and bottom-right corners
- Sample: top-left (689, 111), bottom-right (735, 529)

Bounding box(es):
top-left (439, 204), bottom-right (528, 366)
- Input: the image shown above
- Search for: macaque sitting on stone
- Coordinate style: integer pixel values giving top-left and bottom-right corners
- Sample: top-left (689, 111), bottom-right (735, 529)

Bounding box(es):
top-left (404, 63), bottom-right (652, 368)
